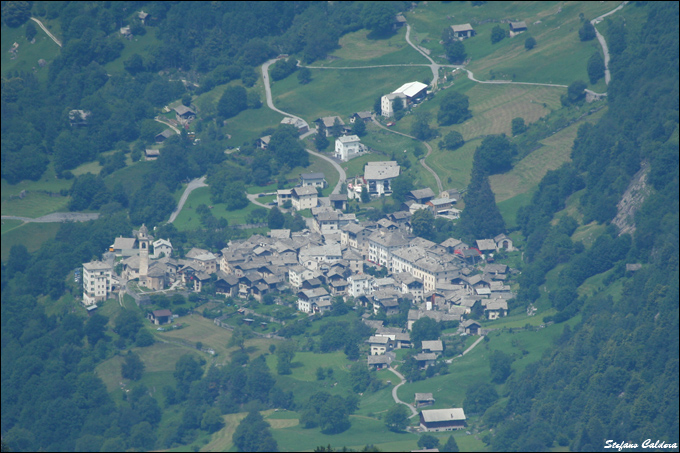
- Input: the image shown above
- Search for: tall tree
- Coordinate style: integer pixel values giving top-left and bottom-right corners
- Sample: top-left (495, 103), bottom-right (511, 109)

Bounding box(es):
top-left (218, 85), bottom-right (248, 119)
top-left (458, 165), bottom-right (505, 240)
top-left (122, 352), bottom-right (145, 381)
top-left (233, 411), bottom-right (279, 452)
top-left (491, 25), bottom-right (505, 44)
top-left (438, 91), bottom-right (471, 126)
top-left (442, 435), bottom-right (460, 452)
top-left (384, 405), bottom-right (410, 432)
top-left (445, 40), bottom-right (467, 64)
top-left (411, 209), bottom-right (435, 240)
top-left (587, 52), bottom-right (605, 84)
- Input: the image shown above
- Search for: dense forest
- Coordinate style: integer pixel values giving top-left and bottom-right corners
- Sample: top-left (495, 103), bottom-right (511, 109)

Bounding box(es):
top-left (486, 2), bottom-right (679, 451)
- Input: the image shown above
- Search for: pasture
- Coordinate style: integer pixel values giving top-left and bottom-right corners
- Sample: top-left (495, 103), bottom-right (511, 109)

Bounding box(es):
top-left (103, 27), bottom-right (163, 74)
top-left (172, 186), bottom-right (263, 230)
top-left (405, 1), bottom-right (619, 88)
top-left (316, 26), bottom-right (424, 66)
top-left (1, 21), bottom-right (61, 83)
top-left (270, 66), bottom-right (432, 122)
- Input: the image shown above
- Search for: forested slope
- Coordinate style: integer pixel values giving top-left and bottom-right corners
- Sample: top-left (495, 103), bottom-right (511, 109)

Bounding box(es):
top-left (487, 3), bottom-right (679, 450)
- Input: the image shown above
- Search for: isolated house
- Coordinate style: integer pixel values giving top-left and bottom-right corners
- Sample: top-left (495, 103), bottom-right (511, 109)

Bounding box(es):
top-left (415, 393), bottom-right (435, 408)
top-left (367, 355), bottom-right (390, 370)
top-left (451, 24), bottom-right (475, 39)
top-left (148, 309), bottom-right (173, 325)
top-left (69, 109), bottom-right (91, 127)
top-left (350, 111), bottom-right (373, 123)
top-left (257, 135), bottom-right (271, 149)
top-left (281, 116), bottom-right (309, 135)
top-left (173, 105), bottom-right (196, 122)
top-left (509, 21), bottom-right (527, 32)
top-left (461, 319), bottom-right (481, 335)
top-left (145, 149), bottom-right (160, 161)
top-left (381, 81), bottom-right (428, 117)
top-left (419, 408), bottom-right (466, 432)
top-left (315, 116), bottom-right (345, 136)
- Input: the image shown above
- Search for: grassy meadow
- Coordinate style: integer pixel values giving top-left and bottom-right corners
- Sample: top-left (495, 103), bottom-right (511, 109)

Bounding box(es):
top-left (1, 20), bottom-right (61, 83)
top-left (270, 66), bottom-right (432, 122)
top-left (1, 221), bottom-right (60, 262)
top-left (405, 0), bottom-right (619, 89)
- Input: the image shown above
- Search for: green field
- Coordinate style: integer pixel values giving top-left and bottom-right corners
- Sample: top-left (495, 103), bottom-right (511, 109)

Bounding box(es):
top-left (171, 186), bottom-right (266, 230)
top-left (1, 221), bottom-right (60, 262)
top-left (315, 26), bottom-right (425, 66)
top-left (490, 106), bottom-right (608, 203)
top-left (104, 27), bottom-right (162, 74)
top-left (405, 1), bottom-right (619, 89)
top-left (271, 66), bottom-right (432, 122)
top-left (426, 137), bottom-right (481, 192)
top-left (1, 21), bottom-right (61, 82)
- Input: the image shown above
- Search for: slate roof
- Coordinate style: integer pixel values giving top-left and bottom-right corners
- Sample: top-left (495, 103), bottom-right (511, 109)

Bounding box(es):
top-left (421, 408), bottom-right (466, 422)
top-left (364, 161), bottom-right (400, 180)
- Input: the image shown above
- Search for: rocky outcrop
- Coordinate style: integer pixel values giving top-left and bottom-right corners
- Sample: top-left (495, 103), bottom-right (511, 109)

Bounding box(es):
top-left (612, 161), bottom-right (651, 236)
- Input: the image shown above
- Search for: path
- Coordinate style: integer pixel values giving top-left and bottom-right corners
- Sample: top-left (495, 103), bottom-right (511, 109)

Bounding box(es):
top-left (591, 1), bottom-right (628, 86)
top-left (387, 367), bottom-right (419, 419)
top-left (463, 69), bottom-right (568, 88)
top-left (2, 212), bottom-right (99, 223)
top-left (446, 335), bottom-right (485, 363)
top-left (371, 114), bottom-right (443, 194)
top-left (261, 59), bottom-right (310, 131)
top-left (305, 148), bottom-right (346, 195)
top-left (30, 17), bottom-right (62, 47)
top-left (167, 176), bottom-right (207, 223)
top-left (154, 116), bottom-right (181, 134)
top-left (405, 24), bottom-right (440, 89)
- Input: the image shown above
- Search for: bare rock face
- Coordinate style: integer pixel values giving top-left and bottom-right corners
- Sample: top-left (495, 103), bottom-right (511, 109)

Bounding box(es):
top-left (612, 161), bottom-right (651, 236)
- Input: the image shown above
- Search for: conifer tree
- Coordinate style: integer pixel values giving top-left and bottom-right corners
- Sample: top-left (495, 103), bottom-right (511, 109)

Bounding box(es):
top-left (458, 165), bottom-right (505, 239)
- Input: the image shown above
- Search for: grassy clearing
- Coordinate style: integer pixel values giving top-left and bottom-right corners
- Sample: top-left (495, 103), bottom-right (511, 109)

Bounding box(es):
top-left (104, 27), bottom-right (162, 74)
top-left (1, 222), bottom-right (60, 262)
top-left (271, 66), bottom-right (432, 122)
top-left (1, 219), bottom-right (23, 235)
top-left (193, 72), bottom-right (282, 147)
top-left (426, 137), bottom-right (481, 192)
top-left (172, 186), bottom-right (265, 231)
top-left (201, 412), bottom-right (249, 452)
top-left (572, 221), bottom-right (607, 248)
top-left (1, 164), bottom-right (73, 218)
top-left (405, 1), bottom-right (620, 88)
top-left (490, 107), bottom-right (608, 203)
top-left (154, 314), bottom-right (235, 362)
top-left (497, 190), bottom-right (535, 230)
top-left (578, 268), bottom-right (625, 301)
top-left (1, 22), bottom-right (60, 82)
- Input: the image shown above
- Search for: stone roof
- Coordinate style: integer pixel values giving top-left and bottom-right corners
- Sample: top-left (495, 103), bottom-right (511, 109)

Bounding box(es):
top-left (301, 172), bottom-right (325, 180)
top-left (421, 340), bottom-right (443, 352)
top-left (364, 161), bottom-right (400, 180)
top-left (409, 188), bottom-right (435, 200)
top-left (415, 393), bottom-right (434, 401)
top-left (451, 23), bottom-right (474, 33)
top-left (112, 237), bottom-right (136, 250)
top-left (476, 239), bottom-right (496, 251)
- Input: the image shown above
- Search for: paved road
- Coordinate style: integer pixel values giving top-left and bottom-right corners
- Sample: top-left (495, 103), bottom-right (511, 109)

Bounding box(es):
top-left (405, 24), bottom-right (440, 89)
top-left (591, 2), bottom-right (628, 86)
top-left (388, 367), bottom-right (419, 419)
top-left (305, 148), bottom-right (346, 195)
top-left (262, 59), bottom-right (310, 130)
top-left (446, 335), bottom-right (486, 364)
top-left (2, 212), bottom-right (99, 223)
top-left (167, 176), bottom-right (207, 223)
top-left (30, 17), bottom-right (62, 47)
top-left (371, 114), bottom-right (443, 194)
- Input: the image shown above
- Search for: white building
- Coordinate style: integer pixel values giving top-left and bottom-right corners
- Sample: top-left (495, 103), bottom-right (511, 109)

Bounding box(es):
top-left (278, 186), bottom-right (318, 210)
top-left (153, 238), bottom-right (173, 258)
top-left (364, 161), bottom-right (400, 196)
top-left (348, 273), bottom-right (375, 298)
top-left (381, 81), bottom-right (428, 117)
top-left (83, 261), bottom-right (114, 306)
top-left (334, 135), bottom-right (365, 162)
top-left (368, 229), bottom-right (411, 271)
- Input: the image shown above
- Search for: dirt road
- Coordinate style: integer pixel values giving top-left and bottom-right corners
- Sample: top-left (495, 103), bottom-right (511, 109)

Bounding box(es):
top-left (2, 212), bottom-right (99, 223)
top-left (30, 17), bottom-right (62, 47)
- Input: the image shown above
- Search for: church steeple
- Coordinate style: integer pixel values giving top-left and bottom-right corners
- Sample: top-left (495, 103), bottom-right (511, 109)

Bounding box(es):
top-left (137, 224), bottom-right (150, 284)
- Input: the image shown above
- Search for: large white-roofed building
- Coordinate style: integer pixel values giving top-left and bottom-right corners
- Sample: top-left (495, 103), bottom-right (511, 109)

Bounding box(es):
top-left (364, 161), bottom-right (400, 196)
top-left (419, 408), bottom-right (467, 432)
top-left (381, 81), bottom-right (428, 117)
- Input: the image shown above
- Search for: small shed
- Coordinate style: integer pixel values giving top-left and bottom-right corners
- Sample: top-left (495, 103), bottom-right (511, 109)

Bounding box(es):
top-left (451, 24), bottom-right (475, 39)
top-left (509, 21), bottom-right (527, 32)
top-left (461, 319), bottom-right (481, 335)
top-left (415, 392), bottom-right (435, 408)
top-left (145, 149), bottom-right (160, 161)
top-left (155, 129), bottom-right (175, 143)
top-left (149, 309), bottom-right (173, 325)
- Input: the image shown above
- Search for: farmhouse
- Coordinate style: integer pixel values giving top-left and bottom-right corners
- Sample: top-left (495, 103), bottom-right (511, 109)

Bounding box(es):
top-left (257, 135), bottom-right (271, 149)
top-left (461, 319), bottom-right (481, 335)
top-left (173, 105), bottom-right (196, 123)
top-left (367, 355), bottom-right (391, 370)
top-left (407, 188), bottom-right (436, 204)
top-left (315, 116), bottom-right (345, 136)
top-left (419, 408), bottom-right (466, 432)
top-left (451, 24), bottom-right (475, 39)
top-left (350, 111), bottom-right (373, 123)
top-left (381, 81), bottom-right (428, 117)
top-left (280, 117), bottom-right (309, 135)
top-left (509, 21), bottom-right (527, 32)
top-left (155, 129), bottom-right (175, 143)
top-left (144, 149), bottom-right (160, 161)
top-left (334, 135), bottom-right (365, 162)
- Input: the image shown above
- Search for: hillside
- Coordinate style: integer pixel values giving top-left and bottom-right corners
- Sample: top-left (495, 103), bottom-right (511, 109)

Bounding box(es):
top-left (2, 2), bottom-right (678, 453)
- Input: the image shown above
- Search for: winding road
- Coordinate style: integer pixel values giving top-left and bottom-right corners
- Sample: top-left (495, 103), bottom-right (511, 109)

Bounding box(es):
top-left (591, 1), bottom-right (628, 86)
top-left (388, 367), bottom-right (419, 419)
top-left (167, 176), bottom-right (207, 223)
